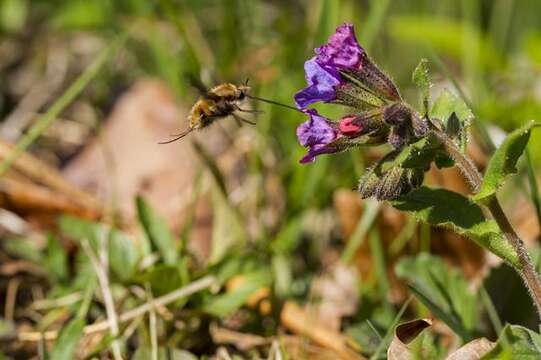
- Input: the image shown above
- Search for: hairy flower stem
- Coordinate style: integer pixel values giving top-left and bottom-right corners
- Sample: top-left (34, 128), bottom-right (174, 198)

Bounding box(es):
top-left (433, 128), bottom-right (541, 318)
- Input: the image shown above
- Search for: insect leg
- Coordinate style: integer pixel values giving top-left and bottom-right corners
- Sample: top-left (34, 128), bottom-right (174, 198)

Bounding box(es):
top-left (233, 113), bottom-right (256, 125)
top-left (158, 129), bottom-right (193, 144)
top-left (234, 103), bottom-right (264, 114)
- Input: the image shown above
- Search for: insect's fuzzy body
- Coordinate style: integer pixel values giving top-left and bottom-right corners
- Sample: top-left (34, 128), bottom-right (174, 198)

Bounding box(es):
top-left (160, 83), bottom-right (252, 144)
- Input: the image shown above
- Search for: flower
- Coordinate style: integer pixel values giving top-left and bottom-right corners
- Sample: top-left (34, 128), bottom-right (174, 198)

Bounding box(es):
top-left (316, 23), bottom-right (364, 71)
top-left (296, 109), bottom-right (339, 163)
top-left (294, 24), bottom-right (365, 109)
top-left (296, 110), bottom-right (385, 163)
top-left (294, 58), bottom-right (342, 109)
top-left (338, 115), bottom-right (365, 137)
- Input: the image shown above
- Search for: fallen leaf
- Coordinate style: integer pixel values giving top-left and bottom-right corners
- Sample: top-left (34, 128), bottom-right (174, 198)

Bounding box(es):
top-left (310, 264), bottom-right (359, 331)
top-left (387, 318), bottom-right (432, 360)
top-left (280, 301), bottom-right (365, 360)
top-left (445, 338), bottom-right (495, 360)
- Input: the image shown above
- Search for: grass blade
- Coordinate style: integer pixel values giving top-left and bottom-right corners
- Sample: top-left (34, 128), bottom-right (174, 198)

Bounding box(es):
top-left (0, 33), bottom-right (126, 176)
top-left (341, 199), bottom-right (380, 264)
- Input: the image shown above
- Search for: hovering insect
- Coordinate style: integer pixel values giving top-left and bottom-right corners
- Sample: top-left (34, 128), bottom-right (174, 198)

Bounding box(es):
top-left (159, 80), bottom-right (300, 144)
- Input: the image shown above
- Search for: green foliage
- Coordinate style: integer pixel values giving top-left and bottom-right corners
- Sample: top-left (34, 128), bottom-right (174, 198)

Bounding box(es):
top-left (482, 325), bottom-right (541, 359)
top-left (388, 16), bottom-right (502, 70)
top-left (209, 186), bottom-right (248, 264)
top-left (44, 235), bottom-right (69, 283)
top-left (203, 270), bottom-right (270, 317)
top-left (59, 215), bottom-right (142, 281)
top-left (50, 317), bottom-right (86, 360)
top-left (396, 254), bottom-right (476, 342)
top-left (392, 187), bottom-right (519, 267)
top-left (136, 196), bottom-right (178, 265)
top-left (412, 58), bottom-right (431, 114)
top-left (484, 261), bottom-right (538, 329)
top-left (474, 121), bottom-right (541, 203)
top-left (430, 89), bottom-right (473, 129)
top-left (0, 0), bottom-right (27, 32)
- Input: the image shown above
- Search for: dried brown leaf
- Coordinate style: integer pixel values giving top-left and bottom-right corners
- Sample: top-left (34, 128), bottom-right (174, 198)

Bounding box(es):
top-left (387, 318), bottom-right (432, 360)
top-left (280, 301), bottom-right (365, 360)
top-left (445, 338), bottom-right (495, 360)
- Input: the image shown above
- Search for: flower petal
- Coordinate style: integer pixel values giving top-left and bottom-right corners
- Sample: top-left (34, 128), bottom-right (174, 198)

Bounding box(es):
top-left (316, 23), bottom-right (364, 70)
top-left (294, 58), bottom-right (340, 108)
top-left (296, 109), bottom-right (340, 163)
top-left (296, 109), bottom-right (337, 147)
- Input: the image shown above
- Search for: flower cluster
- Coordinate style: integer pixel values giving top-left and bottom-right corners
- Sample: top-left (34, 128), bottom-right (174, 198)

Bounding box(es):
top-left (294, 23), bottom-right (430, 199)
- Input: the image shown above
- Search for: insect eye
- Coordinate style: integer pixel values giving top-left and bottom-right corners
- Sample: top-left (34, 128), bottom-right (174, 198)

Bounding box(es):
top-left (238, 92), bottom-right (245, 100)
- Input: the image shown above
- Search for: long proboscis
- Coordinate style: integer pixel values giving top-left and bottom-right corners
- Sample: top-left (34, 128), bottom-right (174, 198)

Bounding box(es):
top-left (247, 95), bottom-right (303, 113)
top-left (158, 129), bottom-right (193, 144)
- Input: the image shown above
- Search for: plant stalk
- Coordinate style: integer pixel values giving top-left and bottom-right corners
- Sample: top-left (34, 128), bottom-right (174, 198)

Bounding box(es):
top-left (433, 129), bottom-right (541, 318)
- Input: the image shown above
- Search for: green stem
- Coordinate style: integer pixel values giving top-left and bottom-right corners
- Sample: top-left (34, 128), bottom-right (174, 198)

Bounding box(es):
top-left (433, 129), bottom-right (541, 319)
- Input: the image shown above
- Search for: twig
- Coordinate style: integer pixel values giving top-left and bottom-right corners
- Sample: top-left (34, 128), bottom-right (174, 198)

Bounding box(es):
top-left (145, 284), bottom-right (158, 360)
top-left (5, 277), bottom-right (21, 322)
top-left (81, 237), bottom-right (122, 360)
top-left (16, 275), bottom-right (216, 342)
top-left (30, 291), bottom-right (83, 311)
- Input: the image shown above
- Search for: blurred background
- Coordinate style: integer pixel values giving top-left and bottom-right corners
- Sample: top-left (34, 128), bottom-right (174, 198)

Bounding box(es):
top-left (0, 0), bottom-right (540, 358)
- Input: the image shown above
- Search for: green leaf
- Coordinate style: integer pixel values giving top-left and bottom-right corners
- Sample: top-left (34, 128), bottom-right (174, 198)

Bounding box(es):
top-left (50, 317), bottom-right (85, 360)
top-left (474, 121), bottom-right (541, 203)
top-left (484, 261), bottom-right (538, 329)
top-left (482, 325), bottom-right (541, 359)
top-left (270, 216), bottom-right (303, 254)
top-left (203, 270), bottom-right (270, 317)
top-left (209, 186), bottom-right (248, 264)
top-left (430, 89), bottom-right (473, 128)
top-left (3, 237), bottom-right (42, 263)
top-left (60, 215), bottom-right (143, 280)
top-left (0, 0), bottom-right (27, 33)
top-left (43, 235), bottom-right (69, 283)
top-left (51, 0), bottom-right (110, 29)
top-left (272, 254), bottom-right (292, 298)
top-left (135, 264), bottom-right (185, 297)
top-left (392, 187), bottom-right (519, 267)
top-left (395, 254), bottom-right (476, 342)
top-left (136, 196), bottom-right (178, 265)
top-left (108, 230), bottom-right (140, 282)
top-left (412, 58), bottom-right (431, 114)
top-left (58, 215), bottom-right (105, 250)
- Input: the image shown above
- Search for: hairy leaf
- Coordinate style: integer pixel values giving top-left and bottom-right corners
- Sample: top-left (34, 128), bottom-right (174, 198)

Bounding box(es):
top-left (412, 58), bottom-right (431, 114)
top-left (430, 89), bottom-right (473, 126)
top-left (392, 187), bottom-right (519, 267)
top-left (474, 121), bottom-right (541, 203)
top-left (482, 325), bottom-right (541, 359)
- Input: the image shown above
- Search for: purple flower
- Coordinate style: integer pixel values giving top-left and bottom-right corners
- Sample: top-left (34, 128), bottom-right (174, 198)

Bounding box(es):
top-left (296, 109), bottom-right (339, 163)
top-left (294, 58), bottom-right (341, 109)
top-left (316, 23), bottom-right (364, 71)
top-left (294, 24), bottom-right (365, 109)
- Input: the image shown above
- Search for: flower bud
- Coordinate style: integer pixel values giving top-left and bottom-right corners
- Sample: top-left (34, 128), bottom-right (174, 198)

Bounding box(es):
top-left (383, 102), bottom-right (411, 126)
top-left (376, 166), bottom-right (404, 200)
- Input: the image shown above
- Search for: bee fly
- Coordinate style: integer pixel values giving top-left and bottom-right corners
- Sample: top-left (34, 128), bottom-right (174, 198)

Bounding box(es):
top-left (159, 79), bottom-right (300, 144)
